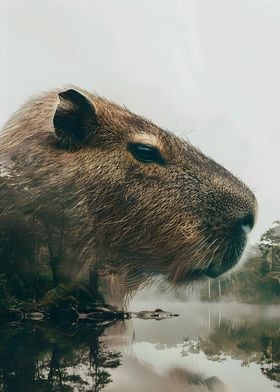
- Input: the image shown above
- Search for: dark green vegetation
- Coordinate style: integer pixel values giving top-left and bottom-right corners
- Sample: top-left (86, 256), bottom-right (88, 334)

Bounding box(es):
top-left (200, 221), bottom-right (280, 304)
top-left (0, 175), bottom-right (116, 320)
top-left (0, 321), bottom-right (121, 391)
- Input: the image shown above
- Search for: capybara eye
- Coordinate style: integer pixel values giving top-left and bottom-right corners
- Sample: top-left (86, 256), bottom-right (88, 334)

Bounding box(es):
top-left (127, 143), bottom-right (166, 165)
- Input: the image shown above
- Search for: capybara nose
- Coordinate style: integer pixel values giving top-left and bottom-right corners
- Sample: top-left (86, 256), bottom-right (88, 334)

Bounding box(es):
top-left (219, 185), bottom-right (257, 238)
top-left (229, 207), bottom-right (256, 240)
top-left (205, 199), bottom-right (257, 279)
top-left (238, 212), bottom-right (255, 235)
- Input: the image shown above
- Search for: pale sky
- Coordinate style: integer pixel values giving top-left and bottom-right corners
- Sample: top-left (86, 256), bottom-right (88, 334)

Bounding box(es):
top-left (0, 0), bottom-right (279, 243)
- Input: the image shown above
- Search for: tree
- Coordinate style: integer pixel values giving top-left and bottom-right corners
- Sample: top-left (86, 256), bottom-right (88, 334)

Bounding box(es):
top-left (259, 221), bottom-right (280, 272)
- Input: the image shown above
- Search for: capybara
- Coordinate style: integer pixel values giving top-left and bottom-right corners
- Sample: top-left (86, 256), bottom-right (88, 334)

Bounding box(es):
top-left (0, 87), bottom-right (257, 301)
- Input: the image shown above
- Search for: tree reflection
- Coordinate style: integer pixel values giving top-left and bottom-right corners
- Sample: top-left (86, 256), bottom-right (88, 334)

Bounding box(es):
top-left (180, 318), bottom-right (280, 388)
top-left (260, 336), bottom-right (280, 388)
top-left (0, 321), bottom-right (121, 392)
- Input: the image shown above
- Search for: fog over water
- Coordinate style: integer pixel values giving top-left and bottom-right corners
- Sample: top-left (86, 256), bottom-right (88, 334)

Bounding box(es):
top-left (1, 0), bottom-right (280, 243)
top-left (104, 299), bottom-right (279, 392)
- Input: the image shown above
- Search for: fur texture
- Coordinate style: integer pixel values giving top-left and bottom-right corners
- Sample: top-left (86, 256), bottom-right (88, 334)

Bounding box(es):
top-left (0, 86), bottom-right (257, 302)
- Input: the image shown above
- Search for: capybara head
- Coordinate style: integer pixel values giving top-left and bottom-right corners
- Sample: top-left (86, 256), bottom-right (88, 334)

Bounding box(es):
top-left (0, 87), bottom-right (257, 290)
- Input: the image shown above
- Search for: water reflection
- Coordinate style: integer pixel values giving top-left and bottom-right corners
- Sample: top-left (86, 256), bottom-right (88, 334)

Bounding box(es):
top-left (129, 300), bottom-right (280, 391)
top-left (0, 321), bottom-right (121, 391)
top-left (0, 302), bottom-right (278, 391)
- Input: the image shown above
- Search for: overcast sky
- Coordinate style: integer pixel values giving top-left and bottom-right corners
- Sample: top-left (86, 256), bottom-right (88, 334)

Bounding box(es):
top-left (1, 0), bottom-right (279, 243)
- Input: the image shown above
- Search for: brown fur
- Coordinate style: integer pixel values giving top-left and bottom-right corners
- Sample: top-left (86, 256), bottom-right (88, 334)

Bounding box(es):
top-left (0, 86), bottom-right (257, 301)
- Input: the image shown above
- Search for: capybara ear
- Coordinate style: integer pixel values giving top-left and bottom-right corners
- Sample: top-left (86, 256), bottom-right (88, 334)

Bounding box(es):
top-left (53, 89), bottom-right (98, 146)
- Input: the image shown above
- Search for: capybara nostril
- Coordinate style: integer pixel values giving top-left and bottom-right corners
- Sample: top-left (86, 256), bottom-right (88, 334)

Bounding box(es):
top-left (240, 212), bottom-right (255, 234)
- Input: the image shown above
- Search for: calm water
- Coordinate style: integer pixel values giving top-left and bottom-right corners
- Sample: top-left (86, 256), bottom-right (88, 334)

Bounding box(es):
top-left (0, 298), bottom-right (279, 392)
top-left (124, 298), bottom-right (280, 392)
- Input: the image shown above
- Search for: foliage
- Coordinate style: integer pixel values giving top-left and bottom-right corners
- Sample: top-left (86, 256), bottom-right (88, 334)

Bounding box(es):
top-left (0, 322), bottom-right (121, 391)
top-left (0, 175), bottom-right (107, 318)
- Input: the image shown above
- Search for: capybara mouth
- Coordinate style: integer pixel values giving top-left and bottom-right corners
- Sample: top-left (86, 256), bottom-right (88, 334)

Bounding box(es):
top-left (178, 232), bottom-right (248, 283)
top-left (182, 265), bottom-right (229, 281)
top-left (179, 260), bottom-right (236, 283)
top-left (204, 264), bottom-right (227, 278)
top-left (204, 255), bottom-right (241, 278)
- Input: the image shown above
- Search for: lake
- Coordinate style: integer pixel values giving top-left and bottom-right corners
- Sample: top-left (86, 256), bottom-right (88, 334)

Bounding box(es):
top-left (0, 292), bottom-right (279, 391)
